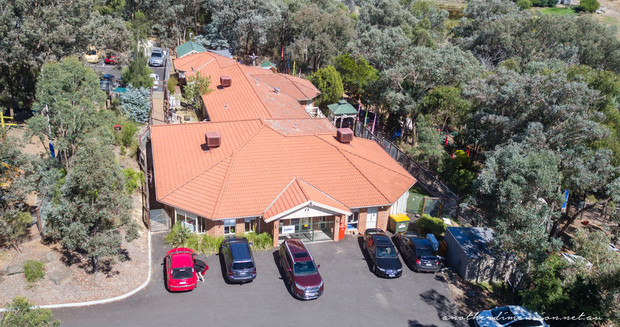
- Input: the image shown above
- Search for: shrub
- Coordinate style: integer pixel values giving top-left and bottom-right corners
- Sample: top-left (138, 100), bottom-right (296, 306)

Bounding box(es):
top-left (167, 75), bottom-right (178, 93)
top-left (165, 222), bottom-right (191, 247)
top-left (0, 297), bottom-right (60, 327)
top-left (245, 232), bottom-right (273, 250)
top-left (123, 168), bottom-right (144, 194)
top-left (516, 0), bottom-right (532, 9)
top-left (121, 121), bottom-right (139, 147)
top-left (120, 86), bottom-right (151, 123)
top-left (579, 0), bottom-right (600, 12)
top-left (415, 214), bottom-right (446, 237)
top-left (23, 260), bottom-right (45, 283)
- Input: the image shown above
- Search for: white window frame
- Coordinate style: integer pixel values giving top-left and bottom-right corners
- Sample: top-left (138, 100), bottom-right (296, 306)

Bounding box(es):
top-left (224, 219), bottom-right (236, 236)
top-left (244, 218), bottom-right (257, 233)
top-left (348, 210), bottom-right (359, 230)
top-left (175, 209), bottom-right (200, 233)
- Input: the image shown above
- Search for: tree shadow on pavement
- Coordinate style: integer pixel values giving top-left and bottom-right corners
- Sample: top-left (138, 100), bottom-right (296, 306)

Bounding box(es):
top-left (420, 289), bottom-right (469, 327)
top-left (408, 320), bottom-right (438, 327)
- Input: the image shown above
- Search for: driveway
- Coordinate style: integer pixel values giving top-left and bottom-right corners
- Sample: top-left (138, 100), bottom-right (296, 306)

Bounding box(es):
top-left (54, 233), bottom-right (464, 327)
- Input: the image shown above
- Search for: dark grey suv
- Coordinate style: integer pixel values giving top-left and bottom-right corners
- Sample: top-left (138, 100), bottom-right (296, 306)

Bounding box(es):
top-left (220, 237), bottom-right (256, 283)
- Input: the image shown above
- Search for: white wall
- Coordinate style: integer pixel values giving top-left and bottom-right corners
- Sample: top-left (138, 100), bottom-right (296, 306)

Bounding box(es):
top-left (390, 191), bottom-right (409, 215)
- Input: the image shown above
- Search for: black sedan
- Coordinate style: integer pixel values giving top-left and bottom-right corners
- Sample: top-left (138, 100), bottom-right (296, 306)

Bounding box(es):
top-left (394, 232), bottom-right (442, 273)
top-left (362, 228), bottom-right (402, 278)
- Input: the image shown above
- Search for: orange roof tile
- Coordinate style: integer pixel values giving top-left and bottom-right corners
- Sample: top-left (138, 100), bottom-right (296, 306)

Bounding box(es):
top-left (151, 119), bottom-right (417, 220)
top-left (263, 178), bottom-right (351, 221)
top-left (172, 52), bottom-right (320, 122)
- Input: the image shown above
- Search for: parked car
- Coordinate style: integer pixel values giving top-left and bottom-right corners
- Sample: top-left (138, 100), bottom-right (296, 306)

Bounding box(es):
top-left (104, 53), bottom-right (118, 65)
top-left (102, 74), bottom-right (116, 86)
top-left (84, 47), bottom-right (99, 64)
top-left (164, 248), bottom-right (208, 292)
top-left (149, 48), bottom-right (165, 67)
top-left (279, 238), bottom-right (324, 300)
top-left (362, 228), bottom-right (402, 278)
top-left (394, 232), bottom-right (442, 273)
top-left (220, 237), bottom-right (256, 283)
top-left (474, 305), bottom-right (549, 327)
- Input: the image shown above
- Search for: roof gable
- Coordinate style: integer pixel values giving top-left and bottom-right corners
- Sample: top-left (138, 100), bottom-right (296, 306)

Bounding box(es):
top-left (176, 41), bottom-right (207, 58)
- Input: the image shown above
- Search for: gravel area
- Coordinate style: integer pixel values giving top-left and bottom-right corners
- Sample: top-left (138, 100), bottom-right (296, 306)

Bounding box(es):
top-left (0, 194), bottom-right (149, 307)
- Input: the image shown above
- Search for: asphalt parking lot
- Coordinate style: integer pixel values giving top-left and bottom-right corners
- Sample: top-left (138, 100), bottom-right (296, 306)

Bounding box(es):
top-left (55, 232), bottom-right (464, 327)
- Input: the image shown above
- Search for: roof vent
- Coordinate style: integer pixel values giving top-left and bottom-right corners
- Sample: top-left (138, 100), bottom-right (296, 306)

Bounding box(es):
top-left (220, 76), bottom-right (232, 87)
top-left (204, 132), bottom-right (221, 150)
top-left (337, 128), bottom-right (354, 144)
top-left (274, 87), bottom-right (280, 94)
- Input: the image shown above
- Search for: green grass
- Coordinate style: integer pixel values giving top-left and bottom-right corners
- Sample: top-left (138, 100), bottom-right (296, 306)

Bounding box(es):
top-left (538, 7), bottom-right (578, 15)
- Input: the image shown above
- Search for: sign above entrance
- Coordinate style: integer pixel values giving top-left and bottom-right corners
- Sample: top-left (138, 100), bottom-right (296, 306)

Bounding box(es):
top-left (282, 225), bottom-right (296, 234)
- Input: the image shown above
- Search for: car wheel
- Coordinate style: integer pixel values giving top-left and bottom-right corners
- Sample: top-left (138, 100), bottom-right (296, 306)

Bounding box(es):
top-left (289, 281), bottom-right (295, 296)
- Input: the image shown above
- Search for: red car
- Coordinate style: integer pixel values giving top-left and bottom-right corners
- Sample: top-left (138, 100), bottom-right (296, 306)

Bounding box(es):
top-left (104, 53), bottom-right (119, 65)
top-left (279, 238), bottom-right (324, 300)
top-left (164, 248), bottom-right (208, 292)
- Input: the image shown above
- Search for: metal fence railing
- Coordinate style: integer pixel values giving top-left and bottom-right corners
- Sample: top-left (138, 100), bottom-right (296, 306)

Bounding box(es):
top-left (354, 123), bottom-right (461, 219)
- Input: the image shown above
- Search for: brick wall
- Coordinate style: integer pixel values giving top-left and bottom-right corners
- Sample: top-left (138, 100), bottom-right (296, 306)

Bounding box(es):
top-left (377, 207), bottom-right (389, 231)
top-left (235, 220), bottom-right (245, 236)
top-left (358, 208), bottom-right (368, 234)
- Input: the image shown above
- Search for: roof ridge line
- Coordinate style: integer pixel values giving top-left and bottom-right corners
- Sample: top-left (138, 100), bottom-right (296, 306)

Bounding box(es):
top-left (296, 178), bottom-right (348, 208)
top-left (238, 65), bottom-right (274, 119)
top-left (314, 135), bottom-right (391, 204)
top-left (211, 154), bottom-right (235, 219)
top-left (249, 74), bottom-right (310, 117)
top-left (160, 156), bottom-right (231, 206)
top-left (282, 74), bottom-right (312, 100)
top-left (337, 143), bottom-right (414, 180)
top-left (296, 178), bottom-right (310, 202)
top-left (211, 124), bottom-right (269, 218)
top-left (262, 178), bottom-right (299, 216)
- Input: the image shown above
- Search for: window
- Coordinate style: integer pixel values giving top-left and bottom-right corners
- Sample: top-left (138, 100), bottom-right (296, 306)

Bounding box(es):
top-left (348, 211), bottom-right (359, 230)
top-left (244, 218), bottom-right (256, 233)
top-left (175, 209), bottom-right (198, 233)
top-left (224, 219), bottom-right (236, 235)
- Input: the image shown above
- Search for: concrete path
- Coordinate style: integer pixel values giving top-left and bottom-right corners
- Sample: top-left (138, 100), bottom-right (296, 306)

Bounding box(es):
top-left (151, 91), bottom-right (166, 125)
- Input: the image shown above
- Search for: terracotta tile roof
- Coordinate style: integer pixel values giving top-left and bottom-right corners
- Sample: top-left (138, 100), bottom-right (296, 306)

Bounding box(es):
top-left (151, 119), bottom-right (416, 219)
top-left (172, 52), bottom-right (320, 121)
top-left (263, 178), bottom-right (351, 221)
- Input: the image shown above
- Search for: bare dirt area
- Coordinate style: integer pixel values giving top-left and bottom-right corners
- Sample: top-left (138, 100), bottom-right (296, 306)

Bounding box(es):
top-left (440, 270), bottom-right (513, 318)
top-left (0, 124), bottom-right (151, 307)
top-left (0, 202), bottom-right (148, 307)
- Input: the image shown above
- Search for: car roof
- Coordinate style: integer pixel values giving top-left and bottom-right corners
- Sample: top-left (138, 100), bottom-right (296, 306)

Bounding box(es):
top-left (373, 235), bottom-right (393, 246)
top-left (230, 242), bottom-right (252, 261)
top-left (152, 48), bottom-right (163, 53)
top-left (284, 238), bottom-right (312, 262)
top-left (411, 238), bottom-right (432, 249)
top-left (170, 252), bottom-right (194, 269)
top-left (506, 306), bottom-right (544, 321)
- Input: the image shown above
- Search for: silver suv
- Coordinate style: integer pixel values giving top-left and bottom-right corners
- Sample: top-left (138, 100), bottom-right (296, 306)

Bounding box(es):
top-left (149, 48), bottom-right (165, 67)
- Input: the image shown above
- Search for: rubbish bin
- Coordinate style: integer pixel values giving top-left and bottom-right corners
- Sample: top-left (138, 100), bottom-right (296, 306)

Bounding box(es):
top-left (388, 214), bottom-right (410, 233)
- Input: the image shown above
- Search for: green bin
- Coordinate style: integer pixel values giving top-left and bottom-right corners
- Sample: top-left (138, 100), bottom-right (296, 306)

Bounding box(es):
top-left (388, 214), bottom-right (410, 233)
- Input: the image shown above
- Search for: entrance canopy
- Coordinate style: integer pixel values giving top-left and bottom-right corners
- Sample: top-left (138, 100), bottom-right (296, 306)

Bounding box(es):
top-left (263, 178), bottom-right (351, 222)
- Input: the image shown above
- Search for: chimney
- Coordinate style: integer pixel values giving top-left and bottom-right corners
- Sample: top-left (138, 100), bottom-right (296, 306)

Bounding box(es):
top-left (220, 76), bottom-right (232, 87)
top-left (204, 132), bottom-right (221, 150)
top-left (274, 87), bottom-right (280, 94)
top-left (337, 128), bottom-right (353, 144)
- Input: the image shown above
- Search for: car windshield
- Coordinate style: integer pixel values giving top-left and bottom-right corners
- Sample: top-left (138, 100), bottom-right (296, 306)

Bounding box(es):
top-left (151, 52), bottom-right (162, 58)
top-left (293, 260), bottom-right (317, 275)
top-left (171, 267), bottom-right (193, 279)
top-left (232, 261), bottom-right (254, 269)
top-left (491, 307), bottom-right (516, 325)
top-left (87, 50), bottom-right (97, 55)
top-left (376, 246), bottom-right (398, 258)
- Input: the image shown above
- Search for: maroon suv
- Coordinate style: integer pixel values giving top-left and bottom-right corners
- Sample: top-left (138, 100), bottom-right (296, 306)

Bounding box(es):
top-left (279, 238), bottom-right (324, 300)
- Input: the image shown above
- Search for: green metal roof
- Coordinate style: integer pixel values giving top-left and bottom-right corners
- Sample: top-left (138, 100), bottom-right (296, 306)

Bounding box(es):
top-left (176, 41), bottom-right (207, 58)
top-left (260, 60), bottom-right (276, 68)
top-left (328, 100), bottom-right (358, 115)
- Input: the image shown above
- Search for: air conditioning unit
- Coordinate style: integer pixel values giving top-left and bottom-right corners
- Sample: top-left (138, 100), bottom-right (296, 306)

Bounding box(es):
top-left (337, 128), bottom-right (353, 144)
top-left (204, 132), bottom-right (221, 149)
top-left (220, 76), bottom-right (232, 87)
